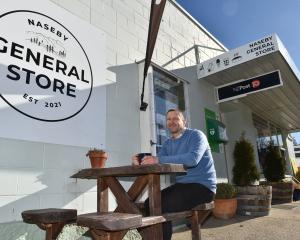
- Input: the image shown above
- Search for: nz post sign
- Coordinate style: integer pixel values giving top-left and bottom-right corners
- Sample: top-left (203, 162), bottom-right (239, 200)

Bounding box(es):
top-left (216, 70), bottom-right (282, 103)
top-left (0, 0), bottom-right (115, 147)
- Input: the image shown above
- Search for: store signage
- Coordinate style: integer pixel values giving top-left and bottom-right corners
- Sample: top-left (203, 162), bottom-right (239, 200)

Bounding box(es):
top-left (207, 118), bottom-right (228, 144)
top-left (204, 108), bottom-right (220, 153)
top-left (0, 0), bottom-right (113, 148)
top-left (216, 70), bottom-right (282, 103)
top-left (0, 10), bottom-right (93, 121)
top-left (197, 34), bottom-right (279, 79)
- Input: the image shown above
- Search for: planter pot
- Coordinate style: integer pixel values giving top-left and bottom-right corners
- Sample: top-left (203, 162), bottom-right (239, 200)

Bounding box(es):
top-left (87, 152), bottom-right (108, 168)
top-left (213, 198), bottom-right (237, 219)
top-left (267, 181), bottom-right (293, 204)
top-left (236, 185), bottom-right (272, 217)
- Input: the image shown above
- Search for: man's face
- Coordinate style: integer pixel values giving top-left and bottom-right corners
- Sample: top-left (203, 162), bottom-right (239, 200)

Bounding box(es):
top-left (166, 111), bottom-right (186, 134)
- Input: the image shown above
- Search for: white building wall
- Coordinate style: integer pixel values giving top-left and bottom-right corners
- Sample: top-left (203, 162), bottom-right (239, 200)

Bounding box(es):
top-left (222, 103), bottom-right (260, 182)
top-left (0, 0), bottom-right (226, 227)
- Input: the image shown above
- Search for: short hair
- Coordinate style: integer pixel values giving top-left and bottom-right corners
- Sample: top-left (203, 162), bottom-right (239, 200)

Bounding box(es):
top-left (166, 109), bottom-right (185, 121)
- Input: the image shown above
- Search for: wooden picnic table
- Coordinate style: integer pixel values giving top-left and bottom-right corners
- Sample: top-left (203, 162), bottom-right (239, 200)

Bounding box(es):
top-left (71, 164), bottom-right (186, 240)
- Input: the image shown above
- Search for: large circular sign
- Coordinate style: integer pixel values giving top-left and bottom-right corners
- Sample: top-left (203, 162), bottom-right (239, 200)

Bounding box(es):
top-left (0, 10), bottom-right (93, 122)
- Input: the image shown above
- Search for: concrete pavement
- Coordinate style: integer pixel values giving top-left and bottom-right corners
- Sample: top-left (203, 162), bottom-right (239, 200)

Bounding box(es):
top-left (172, 201), bottom-right (300, 240)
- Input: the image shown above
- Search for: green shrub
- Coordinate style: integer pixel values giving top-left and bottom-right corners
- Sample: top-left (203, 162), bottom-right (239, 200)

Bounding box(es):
top-left (232, 133), bottom-right (260, 185)
top-left (215, 183), bottom-right (237, 199)
top-left (263, 143), bottom-right (286, 182)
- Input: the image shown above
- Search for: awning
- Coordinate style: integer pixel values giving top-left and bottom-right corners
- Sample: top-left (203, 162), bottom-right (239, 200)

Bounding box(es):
top-left (197, 33), bottom-right (300, 131)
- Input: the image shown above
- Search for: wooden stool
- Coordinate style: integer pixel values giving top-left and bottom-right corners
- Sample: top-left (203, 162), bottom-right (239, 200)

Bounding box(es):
top-left (22, 208), bottom-right (77, 240)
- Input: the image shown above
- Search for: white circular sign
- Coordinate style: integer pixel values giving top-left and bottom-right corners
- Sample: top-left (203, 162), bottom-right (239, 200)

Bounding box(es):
top-left (0, 10), bottom-right (93, 121)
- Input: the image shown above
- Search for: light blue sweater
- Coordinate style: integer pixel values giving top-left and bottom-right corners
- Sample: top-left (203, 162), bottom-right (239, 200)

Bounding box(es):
top-left (158, 128), bottom-right (217, 193)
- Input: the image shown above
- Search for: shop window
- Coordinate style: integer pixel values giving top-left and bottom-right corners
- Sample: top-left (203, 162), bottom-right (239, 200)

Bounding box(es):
top-left (152, 67), bottom-right (186, 153)
top-left (253, 113), bottom-right (284, 169)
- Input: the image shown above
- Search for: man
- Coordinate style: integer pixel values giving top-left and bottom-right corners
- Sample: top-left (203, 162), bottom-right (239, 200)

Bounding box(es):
top-left (132, 109), bottom-right (216, 240)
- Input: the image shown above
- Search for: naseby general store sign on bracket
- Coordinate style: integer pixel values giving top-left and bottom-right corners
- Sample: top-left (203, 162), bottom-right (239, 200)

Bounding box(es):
top-left (197, 34), bottom-right (279, 79)
top-left (0, 0), bottom-right (114, 147)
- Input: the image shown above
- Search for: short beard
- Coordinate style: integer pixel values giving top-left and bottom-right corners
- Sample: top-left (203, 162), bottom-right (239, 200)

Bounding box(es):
top-left (170, 127), bottom-right (185, 136)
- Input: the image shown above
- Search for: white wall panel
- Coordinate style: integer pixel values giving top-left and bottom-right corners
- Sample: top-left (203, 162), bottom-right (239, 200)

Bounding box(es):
top-left (0, 0), bottom-right (226, 227)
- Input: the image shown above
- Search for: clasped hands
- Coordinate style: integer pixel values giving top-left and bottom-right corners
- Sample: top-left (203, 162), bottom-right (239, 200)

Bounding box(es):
top-left (132, 154), bottom-right (159, 165)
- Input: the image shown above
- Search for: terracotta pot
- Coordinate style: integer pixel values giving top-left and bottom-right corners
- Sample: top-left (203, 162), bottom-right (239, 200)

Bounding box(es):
top-left (213, 198), bottom-right (237, 219)
top-left (87, 151), bottom-right (108, 168)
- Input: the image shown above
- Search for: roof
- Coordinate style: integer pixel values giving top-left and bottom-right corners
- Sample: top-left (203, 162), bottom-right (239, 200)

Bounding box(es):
top-left (197, 34), bottom-right (300, 131)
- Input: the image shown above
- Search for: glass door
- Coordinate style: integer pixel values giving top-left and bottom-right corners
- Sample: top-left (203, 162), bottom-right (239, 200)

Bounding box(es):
top-left (152, 67), bottom-right (187, 153)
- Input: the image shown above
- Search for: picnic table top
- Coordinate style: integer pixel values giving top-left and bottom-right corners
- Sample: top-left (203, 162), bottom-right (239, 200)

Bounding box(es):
top-left (70, 164), bottom-right (186, 179)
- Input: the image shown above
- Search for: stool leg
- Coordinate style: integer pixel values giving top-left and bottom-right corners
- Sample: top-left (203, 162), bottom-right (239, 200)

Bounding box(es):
top-left (39, 222), bottom-right (65, 240)
top-left (91, 229), bottom-right (109, 240)
top-left (91, 229), bottom-right (127, 240)
top-left (191, 211), bottom-right (200, 240)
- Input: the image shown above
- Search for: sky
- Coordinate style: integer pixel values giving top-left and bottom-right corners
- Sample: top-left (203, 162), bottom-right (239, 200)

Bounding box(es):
top-left (176, 0), bottom-right (300, 143)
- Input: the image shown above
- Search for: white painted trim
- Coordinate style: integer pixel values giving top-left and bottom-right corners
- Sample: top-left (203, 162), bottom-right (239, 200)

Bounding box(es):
top-left (148, 66), bottom-right (158, 156)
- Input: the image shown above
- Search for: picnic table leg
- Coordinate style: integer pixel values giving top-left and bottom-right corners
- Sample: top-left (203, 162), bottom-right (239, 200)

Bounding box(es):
top-left (114, 175), bottom-right (148, 213)
top-left (104, 177), bottom-right (140, 214)
top-left (140, 174), bottom-right (163, 240)
top-left (97, 178), bottom-right (108, 213)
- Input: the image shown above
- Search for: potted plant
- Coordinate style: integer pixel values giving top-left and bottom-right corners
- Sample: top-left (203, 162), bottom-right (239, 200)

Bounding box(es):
top-left (262, 143), bottom-right (293, 204)
top-left (232, 132), bottom-right (260, 185)
top-left (232, 132), bottom-right (272, 216)
top-left (213, 183), bottom-right (237, 219)
top-left (86, 148), bottom-right (108, 168)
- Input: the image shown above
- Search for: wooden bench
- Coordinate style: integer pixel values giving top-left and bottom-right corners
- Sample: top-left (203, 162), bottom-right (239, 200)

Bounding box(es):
top-left (21, 208), bottom-right (77, 240)
top-left (77, 212), bottom-right (142, 240)
top-left (163, 201), bottom-right (214, 240)
top-left (137, 201), bottom-right (214, 240)
top-left (77, 202), bottom-right (214, 240)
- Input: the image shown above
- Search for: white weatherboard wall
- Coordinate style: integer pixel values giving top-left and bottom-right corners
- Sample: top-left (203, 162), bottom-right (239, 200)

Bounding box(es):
top-left (0, 0), bottom-right (226, 238)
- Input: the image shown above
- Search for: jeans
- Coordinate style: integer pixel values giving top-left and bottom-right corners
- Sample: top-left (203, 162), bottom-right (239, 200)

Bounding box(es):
top-left (144, 183), bottom-right (215, 240)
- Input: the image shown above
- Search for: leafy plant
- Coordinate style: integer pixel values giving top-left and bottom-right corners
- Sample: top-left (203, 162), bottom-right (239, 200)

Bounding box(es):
top-left (232, 132), bottom-right (260, 185)
top-left (263, 143), bottom-right (285, 182)
top-left (86, 148), bottom-right (106, 157)
top-left (215, 183), bottom-right (237, 199)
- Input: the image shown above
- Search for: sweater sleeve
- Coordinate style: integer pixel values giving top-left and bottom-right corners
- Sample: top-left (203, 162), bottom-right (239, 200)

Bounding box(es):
top-left (158, 139), bottom-right (169, 156)
top-left (158, 131), bottom-right (209, 167)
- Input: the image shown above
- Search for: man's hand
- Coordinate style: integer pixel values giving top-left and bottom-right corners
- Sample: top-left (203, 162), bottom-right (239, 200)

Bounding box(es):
top-left (132, 154), bottom-right (140, 166)
top-left (141, 156), bottom-right (159, 165)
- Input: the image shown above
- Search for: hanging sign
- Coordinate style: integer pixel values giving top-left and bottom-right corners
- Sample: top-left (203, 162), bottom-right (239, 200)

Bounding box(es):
top-left (216, 70), bottom-right (282, 103)
top-left (197, 34), bottom-right (279, 79)
top-left (0, 0), bottom-right (114, 148)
